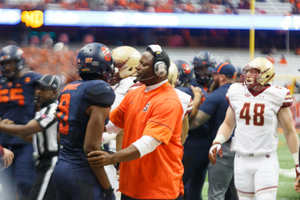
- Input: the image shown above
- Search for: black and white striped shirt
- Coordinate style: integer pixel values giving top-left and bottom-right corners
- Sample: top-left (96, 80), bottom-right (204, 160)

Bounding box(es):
top-left (33, 101), bottom-right (58, 158)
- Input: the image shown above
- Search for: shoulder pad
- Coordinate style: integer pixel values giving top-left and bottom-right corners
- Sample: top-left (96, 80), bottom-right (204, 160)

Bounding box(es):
top-left (87, 81), bottom-right (115, 107)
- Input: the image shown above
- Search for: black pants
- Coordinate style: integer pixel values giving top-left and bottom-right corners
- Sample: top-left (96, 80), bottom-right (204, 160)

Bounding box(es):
top-left (28, 156), bottom-right (58, 200)
top-left (121, 194), bottom-right (178, 200)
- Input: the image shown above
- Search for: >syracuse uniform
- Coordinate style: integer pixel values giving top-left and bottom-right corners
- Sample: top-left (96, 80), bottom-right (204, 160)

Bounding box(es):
top-left (227, 83), bottom-right (293, 196)
top-left (110, 81), bottom-right (184, 199)
top-left (53, 80), bottom-right (115, 200)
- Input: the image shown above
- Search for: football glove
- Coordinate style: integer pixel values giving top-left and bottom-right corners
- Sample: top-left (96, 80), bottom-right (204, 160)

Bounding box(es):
top-left (208, 142), bottom-right (223, 165)
top-left (296, 165), bottom-right (300, 179)
top-left (103, 186), bottom-right (115, 200)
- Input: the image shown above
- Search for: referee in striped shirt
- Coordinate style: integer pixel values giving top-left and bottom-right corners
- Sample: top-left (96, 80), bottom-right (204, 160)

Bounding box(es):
top-left (0, 74), bottom-right (60, 200)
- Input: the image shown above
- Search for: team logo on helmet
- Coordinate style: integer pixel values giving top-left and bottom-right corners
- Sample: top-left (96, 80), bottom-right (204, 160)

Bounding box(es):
top-left (182, 63), bottom-right (191, 74)
top-left (102, 47), bottom-right (111, 61)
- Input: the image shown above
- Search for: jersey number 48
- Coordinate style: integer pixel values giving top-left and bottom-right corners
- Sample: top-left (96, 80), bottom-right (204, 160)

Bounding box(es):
top-left (240, 102), bottom-right (265, 126)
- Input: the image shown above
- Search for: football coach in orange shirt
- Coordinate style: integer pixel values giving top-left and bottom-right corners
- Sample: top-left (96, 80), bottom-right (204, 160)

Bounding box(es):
top-left (88, 44), bottom-right (184, 200)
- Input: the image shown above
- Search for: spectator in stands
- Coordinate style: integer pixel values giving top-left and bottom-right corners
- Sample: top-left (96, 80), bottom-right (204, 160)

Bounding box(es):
top-left (238, 0), bottom-right (250, 9)
top-left (144, 0), bottom-right (155, 11)
top-left (30, 35), bottom-right (40, 46)
top-left (83, 34), bottom-right (95, 45)
top-left (154, 0), bottom-right (174, 12)
top-left (58, 33), bottom-right (69, 45)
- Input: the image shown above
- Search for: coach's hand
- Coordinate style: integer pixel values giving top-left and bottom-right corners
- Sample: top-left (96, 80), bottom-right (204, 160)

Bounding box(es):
top-left (88, 150), bottom-right (113, 166)
top-left (208, 142), bottom-right (223, 165)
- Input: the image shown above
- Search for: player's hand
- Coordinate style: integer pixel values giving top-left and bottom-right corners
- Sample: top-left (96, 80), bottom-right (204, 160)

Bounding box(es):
top-left (87, 150), bottom-right (114, 166)
top-left (0, 148), bottom-right (14, 171)
top-left (208, 142), bottom-right (223, 165)
top-left (103, 186), bottom-right (115, 200)
top-left (191, 85), bottom-right (202, 98)
top-left (294, 168), bottom-right (300, 193)
top-left (296, 165), bottom-right (300, 178)
top-left (104, 193), bottom-right (115, 200)
top-left (1, 118), bottom-right (14, 124)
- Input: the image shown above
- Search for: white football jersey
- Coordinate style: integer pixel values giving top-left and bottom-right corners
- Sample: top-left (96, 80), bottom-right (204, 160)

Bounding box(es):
top-left (227, 83), bottom-right (292, 155)
top-left (175, 88), bottom-right (193, 120)
top-left (109, 76), bottom-right (136, 152)
top-left (111, 76), bottom-right (136, 110)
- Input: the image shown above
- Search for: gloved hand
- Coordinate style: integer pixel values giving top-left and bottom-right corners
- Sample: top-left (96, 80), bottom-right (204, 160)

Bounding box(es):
top-left (103, 186), bottom-right (115, 200)
top-left (296, 165), bottom-right (300, 178)
top-left (208, 142), bottom-right (223, 165)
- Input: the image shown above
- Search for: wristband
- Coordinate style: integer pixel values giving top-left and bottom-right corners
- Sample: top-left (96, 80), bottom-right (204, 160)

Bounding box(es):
top-left (213, 134), bottom-right (226, 144)
top-left (0, 145), bottom-right (4, 158)
top-left (103, 186), bottom-right (114, 195)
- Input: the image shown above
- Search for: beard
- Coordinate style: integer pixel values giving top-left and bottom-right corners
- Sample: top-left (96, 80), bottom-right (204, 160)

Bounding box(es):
top-left (210, 79), bottom-right (220, 92)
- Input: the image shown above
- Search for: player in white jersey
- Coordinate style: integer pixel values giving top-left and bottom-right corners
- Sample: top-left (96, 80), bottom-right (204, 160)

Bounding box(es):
top-left (168, 61), bottom-right (201, 144)
top-left (209, 58), bottom-right (299, 200)
top-left (103, 46), bottom-right (141, 200)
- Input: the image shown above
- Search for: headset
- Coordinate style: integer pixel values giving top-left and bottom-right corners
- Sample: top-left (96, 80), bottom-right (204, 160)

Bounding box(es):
top-left (146, 45), bottom-right (167, 78)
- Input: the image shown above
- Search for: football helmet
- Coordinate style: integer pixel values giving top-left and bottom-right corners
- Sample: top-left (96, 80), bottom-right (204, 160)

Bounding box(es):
top-left (77, 42), bottom-right (113, 82)
top-left (192, 51), bottom-right (216, 85)
top-left (174, 60), bottom-right (194, 87)
top-left (168, 61), bottom-right (178, 87)
top-left (0, 45), bottom-right (25, 80)
top-left (111, 46), bottom-right (141, 85)
top-left (241, 57), bottom-right (275, 89)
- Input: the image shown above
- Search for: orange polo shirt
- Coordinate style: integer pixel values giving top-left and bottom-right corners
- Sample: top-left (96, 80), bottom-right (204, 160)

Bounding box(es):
top-left (109, 82), bottom-right (184, 199)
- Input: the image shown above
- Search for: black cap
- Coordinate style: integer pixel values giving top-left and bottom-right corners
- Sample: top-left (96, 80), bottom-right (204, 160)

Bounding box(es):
top-left (34, 74), bottom-right (60, 90)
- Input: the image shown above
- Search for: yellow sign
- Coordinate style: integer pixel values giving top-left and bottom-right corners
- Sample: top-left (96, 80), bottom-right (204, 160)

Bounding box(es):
top-left (21, 10), bottom-right (43, 28)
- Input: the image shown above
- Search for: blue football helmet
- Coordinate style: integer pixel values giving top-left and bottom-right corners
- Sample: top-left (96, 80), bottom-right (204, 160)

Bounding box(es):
top-left (192, 51), bottom-right (216, 85)
top-left (0, 45), bottom-right (25, 80)
top-left (77, 42), bottom-right (113, 82)
top-left (174, 60), bottom-right (194, 87)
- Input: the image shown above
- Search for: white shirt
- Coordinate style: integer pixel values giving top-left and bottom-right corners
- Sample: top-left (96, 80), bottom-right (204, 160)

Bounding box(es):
top-left (175, 88), bottom-right (193, 120)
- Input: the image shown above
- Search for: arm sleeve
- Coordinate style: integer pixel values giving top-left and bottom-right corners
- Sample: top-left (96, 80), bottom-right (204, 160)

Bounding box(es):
top-left (143, 98), bottom-right (183, 144)
top-left (200, 93), bottom-right (219, 116)
top-left (35, 105), bottom-right (57, 129)
top-left (132, 135), bottom-right (162, 157)
top-left (282, 90), bottom-right (293, 108)
top-left (106, 120), bottom-right (122, 134)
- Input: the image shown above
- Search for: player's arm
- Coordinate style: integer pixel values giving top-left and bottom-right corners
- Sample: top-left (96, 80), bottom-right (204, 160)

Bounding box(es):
top-left (189, 110), bottom-right (211, 130)
top-left (209, 106), bottom-right (236, 165)
top-left (278, 107), bottom-right (299, 173)
top-left (189, 85), bottom-right (202, 118)
top-left (181, 115), bottom-right (189, 145)
top-left (88, 136), bottom-right (161, 166)
top-left (213, 106), bottom-right (236, 143)
top-left (85, 105), bottom-right (112, 190)
top-left (295, 144), bottom-right (300, 193)
top-left (0, 118), bottom-right (43, 142)
top-left (88, 99), bottom-right (180, 166)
